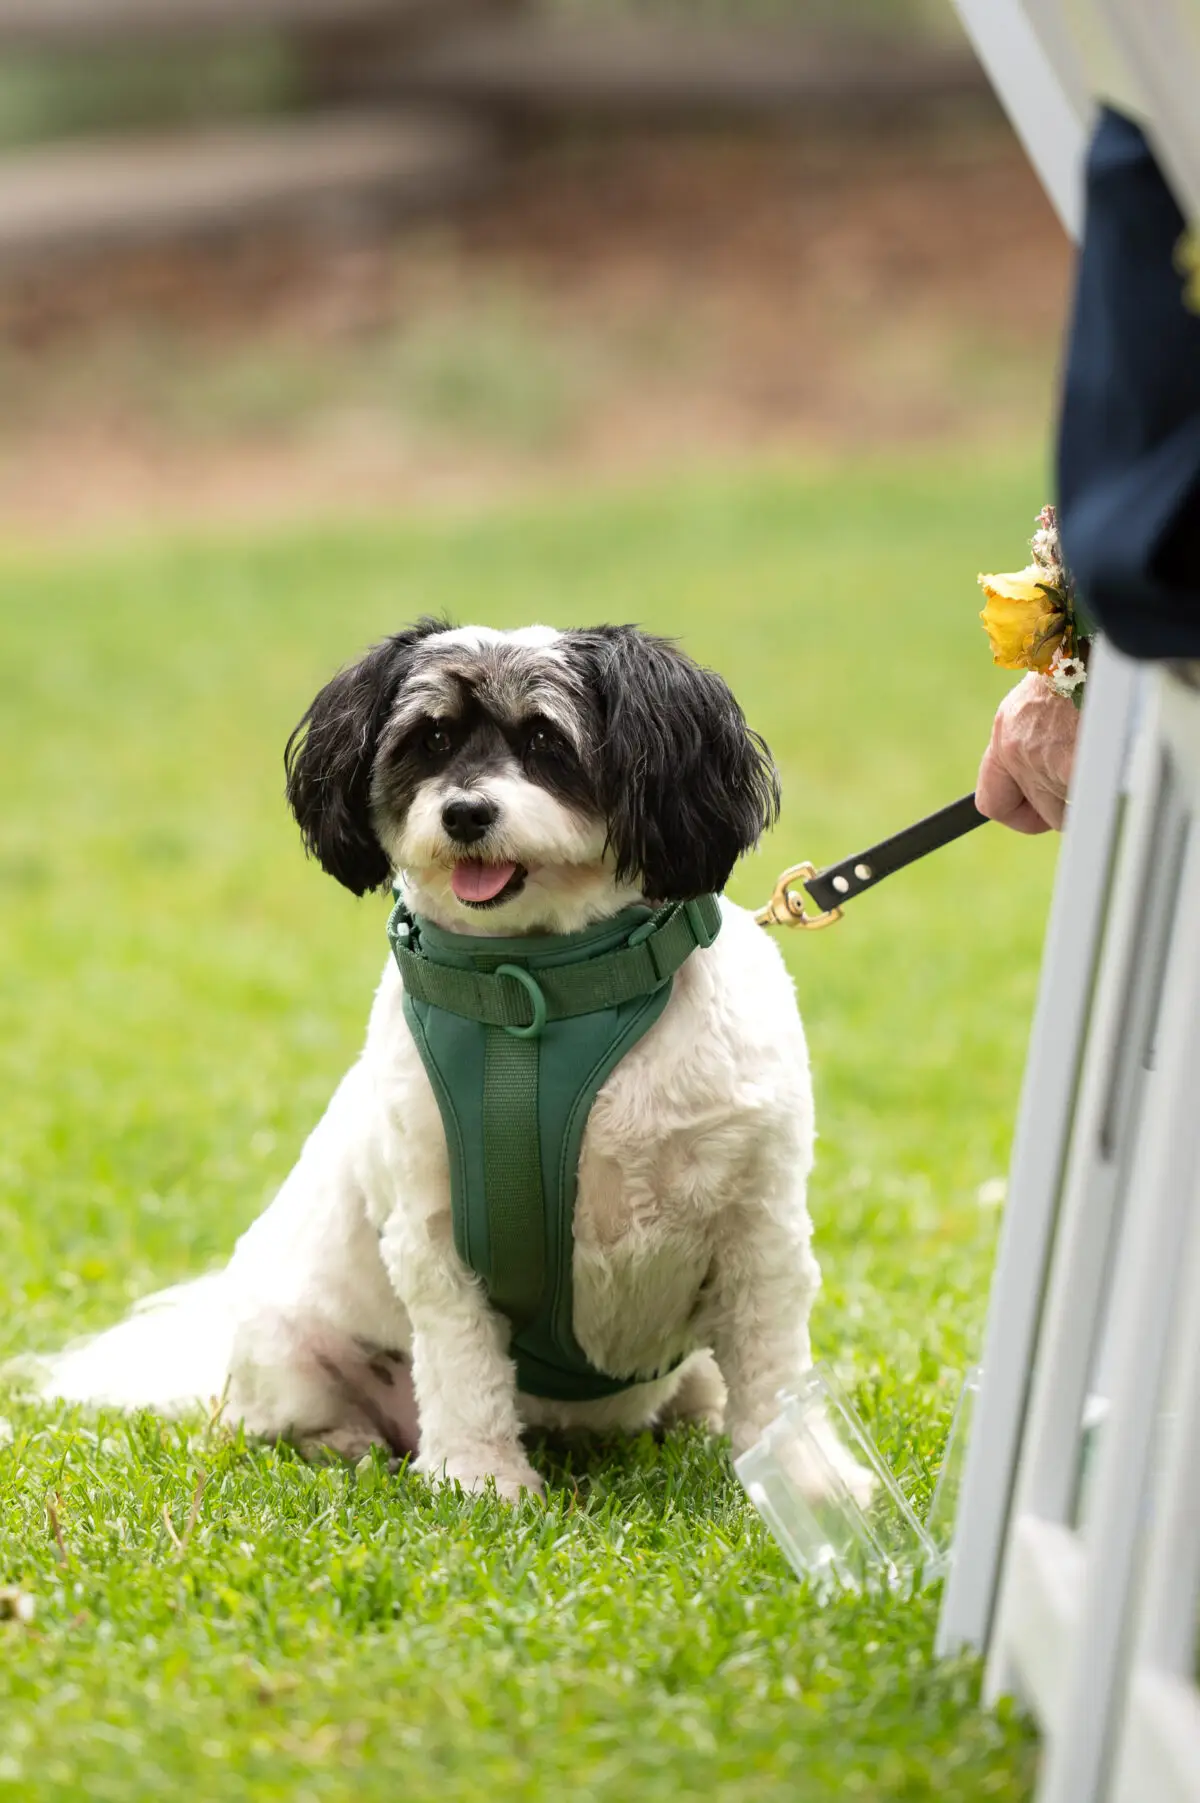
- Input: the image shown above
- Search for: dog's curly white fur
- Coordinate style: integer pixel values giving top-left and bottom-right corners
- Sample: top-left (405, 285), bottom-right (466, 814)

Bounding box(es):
top-left (36, 621), bottom-right (869, 1506)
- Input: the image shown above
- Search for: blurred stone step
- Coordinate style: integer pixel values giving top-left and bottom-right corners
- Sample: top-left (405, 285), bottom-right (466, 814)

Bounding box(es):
top-left (385, 19), bottom-right (988, 120)
top-left (0, 110), bottom-right (492, 264)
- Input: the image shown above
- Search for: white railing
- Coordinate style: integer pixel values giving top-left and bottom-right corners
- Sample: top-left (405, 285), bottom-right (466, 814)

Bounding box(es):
top-left (955, 659), bottom-right (1200, 1803)
top-left (938, 5), bottom-right (1200, 1798)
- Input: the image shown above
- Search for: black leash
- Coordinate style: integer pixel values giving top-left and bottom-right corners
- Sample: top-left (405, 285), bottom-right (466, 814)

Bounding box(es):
top-left (804, 793), bottom-right (987, 912)
top-left (756, 793), bottom-right (988, 931)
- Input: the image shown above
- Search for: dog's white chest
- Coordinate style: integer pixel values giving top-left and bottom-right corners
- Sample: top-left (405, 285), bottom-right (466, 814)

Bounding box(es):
top-left (566, 952), bottom-right (783, 1376)
top-left (570, 1102), bottom-right (720, 1374)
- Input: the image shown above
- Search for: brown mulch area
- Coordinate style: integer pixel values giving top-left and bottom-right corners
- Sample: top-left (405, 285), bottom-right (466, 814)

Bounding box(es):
top-left (0, 121), bottom-right (1071, 536)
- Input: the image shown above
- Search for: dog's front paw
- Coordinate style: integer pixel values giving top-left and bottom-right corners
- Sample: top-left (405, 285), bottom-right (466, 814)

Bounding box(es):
top-left (416, 1449), bottom-right (544, 1505)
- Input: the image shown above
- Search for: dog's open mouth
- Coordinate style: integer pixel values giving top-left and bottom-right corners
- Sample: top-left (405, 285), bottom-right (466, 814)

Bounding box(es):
top-left (450, 860), bottom-right (529, 908)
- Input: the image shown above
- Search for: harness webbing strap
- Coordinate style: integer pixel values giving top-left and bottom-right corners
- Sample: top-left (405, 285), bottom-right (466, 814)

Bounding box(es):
top-left (482, 1025), bottom-right (543, 1330)
top-left (389, 894), bottom-right (721, 1030)
top-left (388, 890), bottom-right (723, 1401)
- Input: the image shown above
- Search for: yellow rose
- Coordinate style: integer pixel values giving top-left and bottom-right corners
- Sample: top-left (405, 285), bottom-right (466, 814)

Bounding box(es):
top-left (978, 566), bottom-right (1067, 672)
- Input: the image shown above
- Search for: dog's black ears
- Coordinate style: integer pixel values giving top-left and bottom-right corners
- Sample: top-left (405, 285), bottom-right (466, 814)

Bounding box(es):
top-left (284, 619), bottom-right (443, 896)
top-left (571, 627), bottom-right (780, 901)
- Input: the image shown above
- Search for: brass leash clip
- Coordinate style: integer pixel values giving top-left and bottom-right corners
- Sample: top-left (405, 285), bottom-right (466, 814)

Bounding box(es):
top-left (754, 862), bottom-right (843, 932)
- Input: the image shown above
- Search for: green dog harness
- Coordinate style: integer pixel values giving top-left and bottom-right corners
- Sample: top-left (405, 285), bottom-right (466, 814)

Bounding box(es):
top-left (387, 891), bottom-right (722, 1402)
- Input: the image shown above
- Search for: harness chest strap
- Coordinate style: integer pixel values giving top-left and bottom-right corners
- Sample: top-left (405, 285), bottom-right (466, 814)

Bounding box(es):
top-left (389, 892), bottom-right (722, 1402)
top-left (391, 894), bottom-right (721, 1029)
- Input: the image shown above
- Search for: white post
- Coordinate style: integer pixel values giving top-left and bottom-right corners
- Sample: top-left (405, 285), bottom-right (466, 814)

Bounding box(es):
top-left (952, 0), bottom-right (1089, 237)
top-left (935, 644), bottom-right (1141, 1658)
top-left (1038, 676), bottom-right (1200, 1802)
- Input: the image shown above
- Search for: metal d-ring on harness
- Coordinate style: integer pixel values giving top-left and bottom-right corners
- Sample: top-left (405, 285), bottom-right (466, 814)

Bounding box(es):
top-left (754, 792), bottom-right (988, 931)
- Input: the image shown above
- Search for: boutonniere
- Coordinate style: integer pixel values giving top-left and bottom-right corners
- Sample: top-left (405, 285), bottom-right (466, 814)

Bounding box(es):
top-left (978, 504), bottom-right (1090, 708)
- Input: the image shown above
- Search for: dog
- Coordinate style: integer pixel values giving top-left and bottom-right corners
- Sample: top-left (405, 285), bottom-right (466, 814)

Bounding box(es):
top-left (38, 620), bottom-right (867, 1505)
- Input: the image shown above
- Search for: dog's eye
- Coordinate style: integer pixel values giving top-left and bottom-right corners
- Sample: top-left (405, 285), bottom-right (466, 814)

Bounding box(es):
top-left (526, 724), bottom-right (553, 756)
top-left (423, 725), bottom-right (453, 758)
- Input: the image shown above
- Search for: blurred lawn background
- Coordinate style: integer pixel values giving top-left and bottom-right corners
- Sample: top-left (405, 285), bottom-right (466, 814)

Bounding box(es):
top-left (0, 7), bottom-right (1068, 1792)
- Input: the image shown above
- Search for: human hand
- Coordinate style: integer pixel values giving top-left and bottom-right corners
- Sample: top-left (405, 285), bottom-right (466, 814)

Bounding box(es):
top-left (976, 672), bottom-right (1081, 834)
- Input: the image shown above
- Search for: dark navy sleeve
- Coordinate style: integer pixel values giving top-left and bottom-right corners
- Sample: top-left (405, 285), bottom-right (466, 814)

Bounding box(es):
top-left (1057, 108), bottom-right (1200, 660)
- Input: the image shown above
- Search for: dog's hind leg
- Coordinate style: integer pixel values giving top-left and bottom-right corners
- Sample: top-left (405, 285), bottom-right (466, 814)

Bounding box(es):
top-left (226, 1310), bottom-right (420, 1463)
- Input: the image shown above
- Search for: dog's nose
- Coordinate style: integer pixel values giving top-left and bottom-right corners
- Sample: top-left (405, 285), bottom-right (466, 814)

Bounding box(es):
top-left (441, 795), bottom-right (498, 845)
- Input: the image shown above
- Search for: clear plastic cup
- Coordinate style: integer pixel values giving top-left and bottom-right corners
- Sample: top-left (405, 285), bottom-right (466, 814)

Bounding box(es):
top-left (735, 1364), bottom-right (975, 1596)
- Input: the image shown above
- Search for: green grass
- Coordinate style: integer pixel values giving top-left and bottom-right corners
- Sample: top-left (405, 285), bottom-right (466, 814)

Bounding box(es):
top-left (0, 454), bottom-right (1050, 1800)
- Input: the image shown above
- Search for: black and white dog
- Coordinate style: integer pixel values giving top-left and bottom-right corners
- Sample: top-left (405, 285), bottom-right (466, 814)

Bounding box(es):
top-left (41, 621), bottom-right (867, 1503)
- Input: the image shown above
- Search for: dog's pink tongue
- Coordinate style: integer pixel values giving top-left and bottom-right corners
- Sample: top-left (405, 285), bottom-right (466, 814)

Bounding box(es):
top-left (451, 860), bottom-right (518, 903)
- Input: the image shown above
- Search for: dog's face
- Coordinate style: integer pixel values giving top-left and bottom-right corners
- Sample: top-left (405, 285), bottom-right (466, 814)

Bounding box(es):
top-left (284, 620), bottom-right (779, 934)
